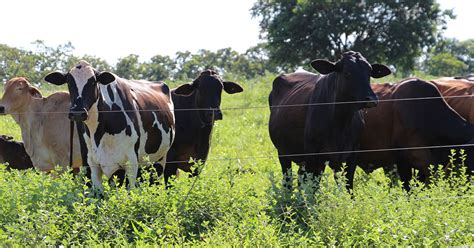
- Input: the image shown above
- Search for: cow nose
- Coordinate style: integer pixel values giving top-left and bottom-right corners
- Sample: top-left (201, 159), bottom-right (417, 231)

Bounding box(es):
top-left (0, 106), bottom-right (4, 114)
top-left (364, 95), bottom-right (378, 108)
top-left (69, 108), bottom-right (88, 122)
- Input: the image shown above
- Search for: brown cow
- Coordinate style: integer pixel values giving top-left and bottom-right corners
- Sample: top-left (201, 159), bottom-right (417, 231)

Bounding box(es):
top-left (430, 78), bottom-right (474, 123)
top-left (0, 77), bottom-right (82, 172)
top-left (0, 135), bottom-right (34, 170)
top-left (357, 78), bottom-right (474, 191)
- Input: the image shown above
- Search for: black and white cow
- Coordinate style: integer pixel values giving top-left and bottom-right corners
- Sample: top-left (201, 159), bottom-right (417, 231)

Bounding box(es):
top-left (44, 60), bottom-right (175, 191)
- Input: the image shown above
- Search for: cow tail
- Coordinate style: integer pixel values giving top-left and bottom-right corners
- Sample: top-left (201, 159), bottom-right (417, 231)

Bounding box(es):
top-left (69, 120), bottom-right (74, 171)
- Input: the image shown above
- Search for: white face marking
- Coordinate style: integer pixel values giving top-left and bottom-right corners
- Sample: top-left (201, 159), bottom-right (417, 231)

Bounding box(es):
top-left (69, 60), bottom-right (96, 98)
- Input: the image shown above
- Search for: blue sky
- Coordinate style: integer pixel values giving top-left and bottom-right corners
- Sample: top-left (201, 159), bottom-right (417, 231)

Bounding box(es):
top-left (1, 0), bottom-right (471, 64)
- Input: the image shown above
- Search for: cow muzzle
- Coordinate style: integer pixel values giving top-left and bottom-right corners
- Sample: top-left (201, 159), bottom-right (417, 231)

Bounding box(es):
top-left (69, 107), bottom-right (88, 122)
top-left (0, 106), bottom-right (5, 115)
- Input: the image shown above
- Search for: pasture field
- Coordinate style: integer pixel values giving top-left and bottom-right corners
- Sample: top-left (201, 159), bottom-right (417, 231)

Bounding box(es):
top-left (0, 74), bottom-right (472, 246)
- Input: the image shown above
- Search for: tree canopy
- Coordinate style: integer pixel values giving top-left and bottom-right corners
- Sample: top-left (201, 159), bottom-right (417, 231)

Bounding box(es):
top-left (251, 0), bottom-right (454, 73)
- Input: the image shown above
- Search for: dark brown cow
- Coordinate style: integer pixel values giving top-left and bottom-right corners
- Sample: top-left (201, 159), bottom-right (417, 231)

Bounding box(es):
top-left (357, 78), bottom-right (474, 191)
top-left (165, 70), bottom-right (243, 183)
top-left (0, 135), bottom-right (34, 170)
top-left (269, 51), bottom-right (391, 190)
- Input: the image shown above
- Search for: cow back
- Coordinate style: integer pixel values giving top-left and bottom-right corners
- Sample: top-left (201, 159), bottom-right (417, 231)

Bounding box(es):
top-left (430, 79), bottom-right (474, 124)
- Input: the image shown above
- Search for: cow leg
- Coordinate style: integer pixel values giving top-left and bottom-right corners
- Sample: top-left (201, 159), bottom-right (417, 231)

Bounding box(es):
top-left (343, 163), bottom-right (356, 193)
top-left (126, 165), bottom-right (139, 190)
top-left (397, 163), bottom-right (412, 192)
top-left (154, 156), bottom-right (167, 185)
top-left (164, 163), bottom-right (178, 188)
top-left (301, 155), bottom-right (326, 190)
top-left (90, 165), bottom-right (104, 194)
top-left (279, 155), bottom-right (293, 190)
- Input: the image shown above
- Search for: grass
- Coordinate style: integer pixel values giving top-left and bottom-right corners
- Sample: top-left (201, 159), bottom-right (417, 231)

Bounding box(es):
top-left (0, 74), bottom-right (472, 246)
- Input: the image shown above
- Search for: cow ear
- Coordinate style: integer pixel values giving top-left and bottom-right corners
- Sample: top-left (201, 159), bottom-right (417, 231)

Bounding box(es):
top-left (310, 59), bottom-right (336, 74)
top-left (371, 64), bottom-right (391, 78)
top-left (96, 72), bottom-right (116, 85)
top-left (174, 83), bottom-right (195, 96)
top-left (223, 81), bottom-right (243, 94)
top-left (29, 87), bottom-right (43, 98)
top-left (44, 72), bottom-right (67, 85)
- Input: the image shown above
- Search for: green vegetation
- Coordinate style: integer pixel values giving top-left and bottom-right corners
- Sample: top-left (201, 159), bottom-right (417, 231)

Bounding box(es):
top-left (0, 75), bottom-right (472, 246)
top-left (251, 0), bottom-right (455, 74)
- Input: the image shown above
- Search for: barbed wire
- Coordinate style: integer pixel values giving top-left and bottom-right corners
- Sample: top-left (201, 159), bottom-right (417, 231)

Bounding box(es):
top-left (1, 93), bottom-right (473, 115)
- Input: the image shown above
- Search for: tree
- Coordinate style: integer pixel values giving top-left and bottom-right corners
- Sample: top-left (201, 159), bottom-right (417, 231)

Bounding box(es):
top-left (114, 54), bottom-right (143, 79)
top-left (0, 44), bottom-right (40, 83)
top-left (426, 52), bottom-right (468, 76)
top-left (142, 55), bottom-right (175, 81)
top-left (32, 40), bottom-right (75, 73)
top-left (251, 0), bottom-right (453, 73)
top-left (428, 38), bottom-right (473, 74)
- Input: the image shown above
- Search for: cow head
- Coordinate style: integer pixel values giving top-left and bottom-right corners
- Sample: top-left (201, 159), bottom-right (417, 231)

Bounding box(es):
top-left (0, 77), bottom-right (43, 115)
top-left (44, 60), bottom-right (115, 122)
top-left (174, 69), bottom-right (243, 124)
top-left (310, 51), bottom-right (391, 108)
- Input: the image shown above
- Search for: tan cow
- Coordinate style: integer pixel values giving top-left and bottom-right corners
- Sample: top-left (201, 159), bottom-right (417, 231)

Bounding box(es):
top-left (430, 77), bottom-right (474, 123)
top-left (0, 77), bottom-right (81, 172)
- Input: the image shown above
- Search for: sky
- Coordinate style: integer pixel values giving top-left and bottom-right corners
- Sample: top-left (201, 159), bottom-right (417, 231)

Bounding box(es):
top-left (1, 0), bottom-right (472, 64)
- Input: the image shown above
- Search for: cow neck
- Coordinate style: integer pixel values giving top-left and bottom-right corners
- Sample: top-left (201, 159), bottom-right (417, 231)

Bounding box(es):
top-left (335, 73), bottom-right (362, 124)
top-left (173, 90), bottom-right (210, 129)
top-left (13, 97), bottom-right (43, 162)
top-left (83, 95), bottom-right (101, 134)
top-left (313, 73), bottom-right (359, 129)
top-left (193, 94), bottom-right (214, 128)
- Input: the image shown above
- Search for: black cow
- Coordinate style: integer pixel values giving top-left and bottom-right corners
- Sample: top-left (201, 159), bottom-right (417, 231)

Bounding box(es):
top-left (268, 51), bottom-right (391, 191)
top-left (164, 70), bottom-right (243, 183)
top-left (0, 135), bottom-right (34, 170)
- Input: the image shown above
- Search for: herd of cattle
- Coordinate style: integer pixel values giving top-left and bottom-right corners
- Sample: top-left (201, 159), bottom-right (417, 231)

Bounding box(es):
top-left (0, 51), bottom-right (472, 193)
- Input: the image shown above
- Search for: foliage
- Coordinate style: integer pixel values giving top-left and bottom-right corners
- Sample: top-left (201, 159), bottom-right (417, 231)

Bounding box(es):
top-left (424, 38), bottom-right (474, 76)
top-left (251, 0), bottom-right (454, 73)
top-left (0, 75), bottom-right (472, 246)
top-left (426, 52), bottom-right (468, 76)
top-left (0, 44), bottom-right (41, 83)
top-left (0, 42), bottom-right (276, 84)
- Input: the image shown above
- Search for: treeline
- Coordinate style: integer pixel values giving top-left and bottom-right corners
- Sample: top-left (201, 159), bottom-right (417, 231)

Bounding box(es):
top-left (0, 38), bottom-right (472, 85)
top-left (0, 41), bottom-right (276, 85)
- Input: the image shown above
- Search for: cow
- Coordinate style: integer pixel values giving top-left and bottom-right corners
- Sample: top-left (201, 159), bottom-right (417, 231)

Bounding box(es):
top-left (268, 51), bottom-right (391, 191)
top-left (430, 78), bottom-right (474, 123)
top-left (0, 77), bottom-right (82, 172)
top-left (0, 135), bottom-right (34, 170)
top-left (44, 60), bottom-right (175, 192)
top-left (357, 78), bottom-right (474, 191)
top-left (164, 69), bottom-right (243, 184)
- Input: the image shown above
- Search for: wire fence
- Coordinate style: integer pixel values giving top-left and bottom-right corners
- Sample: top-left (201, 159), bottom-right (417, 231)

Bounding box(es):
top-left (1, 93), bottom-right (473, 115)
top-left (2, 93), bottom-right (474, 166)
